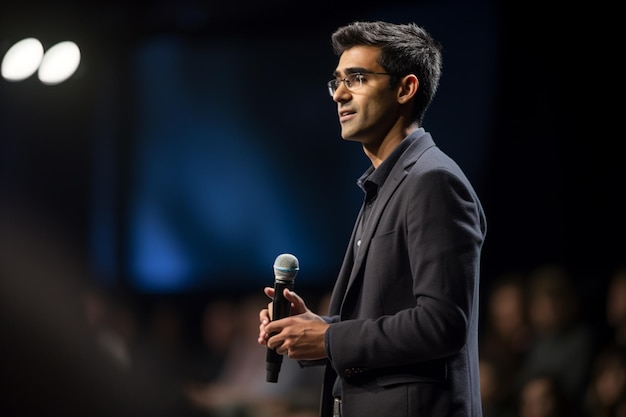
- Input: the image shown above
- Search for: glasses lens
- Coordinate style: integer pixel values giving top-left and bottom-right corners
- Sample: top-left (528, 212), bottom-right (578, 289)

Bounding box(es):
top-left (344, 74), bottom-right (354, 89)
top-left (327, 74), bottom-right (364, 96)
top-left (327, 80), bottom-right (337, 96)
top-left (346, 73), bottom-right (362, 90)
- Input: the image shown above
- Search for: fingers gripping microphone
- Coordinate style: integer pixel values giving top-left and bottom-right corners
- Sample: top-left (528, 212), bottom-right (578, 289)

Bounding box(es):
top-left (266, 253), bottom-right (299, 383)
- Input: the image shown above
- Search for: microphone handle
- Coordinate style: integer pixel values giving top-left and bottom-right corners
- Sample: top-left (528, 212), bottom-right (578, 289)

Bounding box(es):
top-left (266, 279), bottom-right (293, 383)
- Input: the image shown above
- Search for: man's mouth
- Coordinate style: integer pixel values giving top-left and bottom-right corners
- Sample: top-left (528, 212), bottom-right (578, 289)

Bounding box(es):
top-left (339, 109), bottom-right (356, 122)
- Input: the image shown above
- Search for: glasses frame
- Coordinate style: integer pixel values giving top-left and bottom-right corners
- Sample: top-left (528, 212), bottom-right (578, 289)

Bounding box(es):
top-left (327, 71), bottom-right (394, 97)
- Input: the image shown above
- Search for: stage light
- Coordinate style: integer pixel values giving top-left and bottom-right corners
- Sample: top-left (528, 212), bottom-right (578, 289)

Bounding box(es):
top-left (1, 37), bottom-right (44, 81)
top-left (38, 41), bottom-right (81, 85)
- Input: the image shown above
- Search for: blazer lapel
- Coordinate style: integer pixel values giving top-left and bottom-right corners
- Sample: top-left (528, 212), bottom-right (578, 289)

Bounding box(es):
top-left (339, 132), bottom-right (437, 311)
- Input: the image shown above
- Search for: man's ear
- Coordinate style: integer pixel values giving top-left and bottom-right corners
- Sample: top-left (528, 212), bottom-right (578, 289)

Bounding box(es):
top-left (397, 74), bottom-right (419, 104)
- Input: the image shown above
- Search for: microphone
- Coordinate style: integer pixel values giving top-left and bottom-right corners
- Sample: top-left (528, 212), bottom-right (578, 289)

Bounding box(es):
top-left (266, 253), bottom-right (299, 383)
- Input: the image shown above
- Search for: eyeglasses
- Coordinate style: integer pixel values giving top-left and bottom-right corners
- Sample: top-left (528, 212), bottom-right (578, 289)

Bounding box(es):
top-left (327, 71), bottom-right (393, 97)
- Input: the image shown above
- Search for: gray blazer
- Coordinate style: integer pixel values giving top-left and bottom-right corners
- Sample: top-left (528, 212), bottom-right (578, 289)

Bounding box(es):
top-left (320, 129), bottom-right (487, 417)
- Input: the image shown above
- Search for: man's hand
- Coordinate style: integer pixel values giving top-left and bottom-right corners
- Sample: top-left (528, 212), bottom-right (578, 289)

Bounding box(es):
top-left (258, 287), bottom-right (329, 360)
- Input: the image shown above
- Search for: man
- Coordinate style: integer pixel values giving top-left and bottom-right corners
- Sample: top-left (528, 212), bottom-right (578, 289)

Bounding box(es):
top-left (258, 21), bottom-right (487, 417)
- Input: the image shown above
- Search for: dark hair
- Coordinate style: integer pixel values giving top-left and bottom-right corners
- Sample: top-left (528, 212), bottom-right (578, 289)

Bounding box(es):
top-left (331, 21), bottom-right (443, 126)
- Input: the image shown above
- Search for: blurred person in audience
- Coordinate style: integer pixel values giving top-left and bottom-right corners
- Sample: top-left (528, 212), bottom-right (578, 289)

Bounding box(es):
top-left (479, 354), bottom-right (515, 417)
top-left (517, 263), bottom-right (595, 409)
top-left (516, 373), bottom-right (576, 417)
top-left (185, 298), bottom-right (241, 386)
top-left (480, 271), bottom-right (533, 409)
top-left (136, 301), bottom-right (192, 378)
top-left (80, 285), bottom-right (138, 370)
top-left (132, 300), bottom-right (198, 413)
top-left (605, 267), bottom-right (626, 347)
top-left (584, 344), bottom-right (626, 417)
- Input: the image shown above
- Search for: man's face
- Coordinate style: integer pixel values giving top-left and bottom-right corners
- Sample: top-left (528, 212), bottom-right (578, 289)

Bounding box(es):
top-left (331, 45), bottom-right (399, 147)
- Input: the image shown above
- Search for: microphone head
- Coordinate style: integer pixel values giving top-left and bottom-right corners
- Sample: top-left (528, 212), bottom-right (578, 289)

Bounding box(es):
top-left (273, 253), bottom-right (299, 283)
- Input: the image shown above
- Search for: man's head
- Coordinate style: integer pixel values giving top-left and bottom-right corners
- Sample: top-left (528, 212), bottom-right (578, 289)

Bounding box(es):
top-left (330, 21), bottom-right (442, 127)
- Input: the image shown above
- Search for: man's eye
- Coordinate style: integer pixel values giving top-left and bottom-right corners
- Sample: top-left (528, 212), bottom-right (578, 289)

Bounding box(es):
top-left (352, 73), bottom-right (365, 82)
top-left (347, 73), bottom-right (364, 87)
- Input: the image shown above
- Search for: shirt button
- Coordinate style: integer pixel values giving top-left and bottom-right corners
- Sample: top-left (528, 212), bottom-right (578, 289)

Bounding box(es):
top-left (357, 239), bottom-right (361, 247)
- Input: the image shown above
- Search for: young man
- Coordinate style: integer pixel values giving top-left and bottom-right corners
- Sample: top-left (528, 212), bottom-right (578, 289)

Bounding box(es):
top-left (258, 21), bottom-right (487, 417)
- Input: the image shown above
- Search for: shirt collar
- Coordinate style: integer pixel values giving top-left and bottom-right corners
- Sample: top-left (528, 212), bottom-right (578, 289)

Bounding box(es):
top-left (357, 128), bottom-right (424, 193)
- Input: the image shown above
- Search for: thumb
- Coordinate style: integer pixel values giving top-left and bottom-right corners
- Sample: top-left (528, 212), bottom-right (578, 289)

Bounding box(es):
top-left (284, 289), bottom-right (307, 315)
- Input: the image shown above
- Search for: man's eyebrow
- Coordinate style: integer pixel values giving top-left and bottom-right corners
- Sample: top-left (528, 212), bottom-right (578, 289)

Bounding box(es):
top-left (332, 67), bottom-right (370, 77)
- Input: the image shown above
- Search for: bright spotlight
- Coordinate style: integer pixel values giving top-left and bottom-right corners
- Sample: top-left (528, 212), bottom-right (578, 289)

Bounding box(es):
top-left (1, 37), bottom-right (44, 81)
top-left (38, 41), bottom-right (81, 85)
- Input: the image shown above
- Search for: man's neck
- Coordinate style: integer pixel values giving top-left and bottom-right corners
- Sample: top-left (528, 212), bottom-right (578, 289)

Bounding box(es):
top-left (364, 122), bottom-right (419, 168)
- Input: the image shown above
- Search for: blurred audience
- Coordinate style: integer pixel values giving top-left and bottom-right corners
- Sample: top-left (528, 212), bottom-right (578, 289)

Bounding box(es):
top-left (183, 293), bottom-right (324, 417)
top-left (516, 263), bottom-right (595, 408)
top-left (516, 373), bottom-right (577, 417)
top-left (80, 285), bottom-right (137, 370)
top-left (605, 267), bottom-right (626, 347)
top-left (0, 199), bottom-right (188, 416)
top-left (186, 298), bottom-right (241, 385)
top-left (3, 194), bottom-right (624, 417)
top-left (584, 344), bottom-right (626, 417)
top-left (480, 354), bottom-right (515, 417)
top-left (480, 271), bottom-right (533, 414)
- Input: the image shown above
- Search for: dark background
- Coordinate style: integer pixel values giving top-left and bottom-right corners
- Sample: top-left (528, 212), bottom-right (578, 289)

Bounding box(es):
top-left (0, 0), bottom-right (622, 305)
